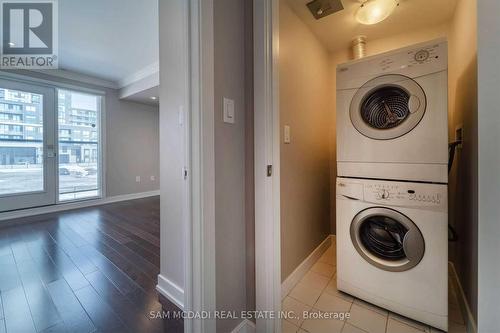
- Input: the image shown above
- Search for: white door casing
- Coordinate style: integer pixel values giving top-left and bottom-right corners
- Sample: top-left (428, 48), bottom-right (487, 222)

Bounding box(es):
top-left (157, 0), bottom-right (216, 333)
top-left (254, 0), bottom-right (281, 332)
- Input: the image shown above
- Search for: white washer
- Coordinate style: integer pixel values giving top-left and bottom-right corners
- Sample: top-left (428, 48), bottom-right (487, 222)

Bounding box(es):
top-left (336, 178), bottom-right (448, 331)
top-left (336, 39), bottom-right (448, 183)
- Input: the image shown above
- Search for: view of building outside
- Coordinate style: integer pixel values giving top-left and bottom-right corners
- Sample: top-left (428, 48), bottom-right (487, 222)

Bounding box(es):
top-left (0, 88), bottom-right (44, 196)
top-left (58, 89), bottom-right (101, 201)
top-left (0, 87), bottom-right (101, 201)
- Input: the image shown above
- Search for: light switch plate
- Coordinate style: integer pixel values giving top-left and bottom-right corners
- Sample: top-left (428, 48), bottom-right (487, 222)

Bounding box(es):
top-left (178, 106), bottom-right (184, 126)
top-left (223, 97), bottom-right (235, 124)
top-left (284, 125), bottom-right (291, 144)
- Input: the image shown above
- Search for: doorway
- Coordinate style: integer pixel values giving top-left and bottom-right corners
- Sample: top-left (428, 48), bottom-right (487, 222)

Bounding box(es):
top-left (0, 77), bottom-right (103, 212)
top-left (254, 0), bottom-right (476, 332)
top-left (0, 79), bottom-right (56, 211)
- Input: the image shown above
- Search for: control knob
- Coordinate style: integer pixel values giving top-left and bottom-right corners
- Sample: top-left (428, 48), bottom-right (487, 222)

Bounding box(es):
top-left (414, 49), bottom-right (430, 62)
top-left (378, 189), bottom-right (390, 200)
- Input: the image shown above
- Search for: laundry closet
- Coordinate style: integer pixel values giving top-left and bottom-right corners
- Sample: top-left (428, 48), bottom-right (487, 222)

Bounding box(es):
top-left (278, 0), bottom-right (477, 332)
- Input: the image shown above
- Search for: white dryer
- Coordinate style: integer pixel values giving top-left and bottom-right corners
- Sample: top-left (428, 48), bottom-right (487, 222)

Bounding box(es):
top-left (336, 39), bottom-right (448, 183)
top-left (336, 178), bottom-right (448, 331)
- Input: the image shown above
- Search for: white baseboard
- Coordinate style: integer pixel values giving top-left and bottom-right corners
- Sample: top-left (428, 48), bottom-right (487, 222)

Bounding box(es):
top-left (231, 319), bottom-right (256, 333)
top-left (281, 234), bottom-right (334, 299)
top-left (156, 274), bottom-right (185, 310)
top-left (449, 262), bottom-right (477, 333)
top-left (0, 190), bottom-right (160, 223)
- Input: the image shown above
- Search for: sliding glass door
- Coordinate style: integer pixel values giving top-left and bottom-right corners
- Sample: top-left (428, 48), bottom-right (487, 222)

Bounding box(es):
top-left (0, 79), bottom-right (103, 213)
top-left (0, 79), bottom-right (56, 212)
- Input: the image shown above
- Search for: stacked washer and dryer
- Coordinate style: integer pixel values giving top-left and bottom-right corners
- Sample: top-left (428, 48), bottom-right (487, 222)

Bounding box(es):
top-left (335, 39), bottom-right (449, 331)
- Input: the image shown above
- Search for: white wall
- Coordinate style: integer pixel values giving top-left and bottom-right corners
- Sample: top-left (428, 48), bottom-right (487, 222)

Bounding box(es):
top-left (105, 91), bottom-right (159, 196)
top-left (477, 1), bottom-right (500, 331)
top-left (157, 0), bottom-right (188, 308)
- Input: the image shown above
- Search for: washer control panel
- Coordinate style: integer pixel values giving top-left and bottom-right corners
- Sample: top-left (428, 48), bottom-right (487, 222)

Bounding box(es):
top-left (363, 181), bottom-right (446, 208)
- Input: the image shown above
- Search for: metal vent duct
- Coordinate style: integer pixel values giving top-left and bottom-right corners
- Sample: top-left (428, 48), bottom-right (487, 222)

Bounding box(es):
top-left (306, 0), bottom-right (344, 20)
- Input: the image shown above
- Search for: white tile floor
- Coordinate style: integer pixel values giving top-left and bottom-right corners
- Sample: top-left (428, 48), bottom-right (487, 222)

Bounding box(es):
top-left (282, 242), bottom-right (467, 333)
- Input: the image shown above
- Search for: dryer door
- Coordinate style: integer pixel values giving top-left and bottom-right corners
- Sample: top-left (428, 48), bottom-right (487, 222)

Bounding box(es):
top-left (350, 74), bottom-right (427, 140)
top-left (350, 207), bottom-right (425, 272)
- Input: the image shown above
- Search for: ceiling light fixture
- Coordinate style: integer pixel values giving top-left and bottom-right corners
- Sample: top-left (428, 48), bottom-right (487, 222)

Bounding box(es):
top-left (150, 96), bottom-right (158, 100)
top-left (355, 0), bottom-right (399, 25)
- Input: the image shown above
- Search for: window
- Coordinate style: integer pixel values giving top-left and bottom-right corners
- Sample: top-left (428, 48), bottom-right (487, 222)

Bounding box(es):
top-left (0, 88), bottom-right (44, 196)
top-left (58, 89), bottom-right (102, 201)
top-left (0, 113), bottom-right (22, 121)
top-left (0, 124), bottom-right (22, 133)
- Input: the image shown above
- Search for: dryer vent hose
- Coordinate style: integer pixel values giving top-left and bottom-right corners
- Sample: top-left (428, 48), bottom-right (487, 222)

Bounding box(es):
top-left (352, 36), bottom-right (367, 60)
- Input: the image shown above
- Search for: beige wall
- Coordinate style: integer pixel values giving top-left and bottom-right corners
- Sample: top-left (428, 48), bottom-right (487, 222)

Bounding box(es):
top-left (279, 0), bottom-right (333, 281)
top-left (448, 0), bottom-right (478, 323)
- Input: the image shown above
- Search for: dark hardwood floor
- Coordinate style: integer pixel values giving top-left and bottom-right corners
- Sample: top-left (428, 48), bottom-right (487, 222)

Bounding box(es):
top-left (0, 197), bottom-right (182, 333)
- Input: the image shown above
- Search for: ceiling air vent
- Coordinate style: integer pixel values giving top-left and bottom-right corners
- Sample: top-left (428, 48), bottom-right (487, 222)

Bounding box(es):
top-left (307, 0), bottom-right (344, 20)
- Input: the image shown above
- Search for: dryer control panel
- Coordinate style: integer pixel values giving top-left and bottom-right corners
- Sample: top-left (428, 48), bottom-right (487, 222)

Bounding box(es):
top-left (336, 38), bottom-right (448, 90)
top-left (337, 178), bottom-right (447, 211)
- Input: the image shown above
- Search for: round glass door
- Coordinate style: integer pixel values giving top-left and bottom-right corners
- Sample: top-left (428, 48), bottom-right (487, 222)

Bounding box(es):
top-left (350, 207), bottom-right (425, 272)
top-left (350, 74), bottom-right (427, 140)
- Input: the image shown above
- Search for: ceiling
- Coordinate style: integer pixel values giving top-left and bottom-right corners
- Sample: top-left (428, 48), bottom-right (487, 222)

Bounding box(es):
top-left (125, 86), bottom-right (159, 106)
top-left (58, 0), bottom-right (159, 85)
top-left (285, 0), bottom-right (458, 52)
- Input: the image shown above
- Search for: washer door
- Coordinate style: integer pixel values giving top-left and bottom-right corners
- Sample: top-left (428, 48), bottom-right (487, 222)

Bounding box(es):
top-left (350, 74), bottom-right (427, 140)
top-left (350, 207), bottom-right (425, 272)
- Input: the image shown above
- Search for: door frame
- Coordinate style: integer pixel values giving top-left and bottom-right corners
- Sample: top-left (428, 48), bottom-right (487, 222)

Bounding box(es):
top-left (55, 87), bottom-right (106, 204)
top-left (184, 0), bottom-right (216, 332)
top-left (0, 78), bottom-right (57, 212)
top-left (0, 73), bottom-right (107, 213)
top-left (254, 0), bottom-right (281, 332)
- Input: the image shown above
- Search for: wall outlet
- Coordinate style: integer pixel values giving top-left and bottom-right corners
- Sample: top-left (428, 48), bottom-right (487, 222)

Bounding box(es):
top-left (136, 176), bottom-right (141, 183)
top-left (150, 175), bottom-right (156, 181)
top-left (284, 125), bottom-right (291, 144)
